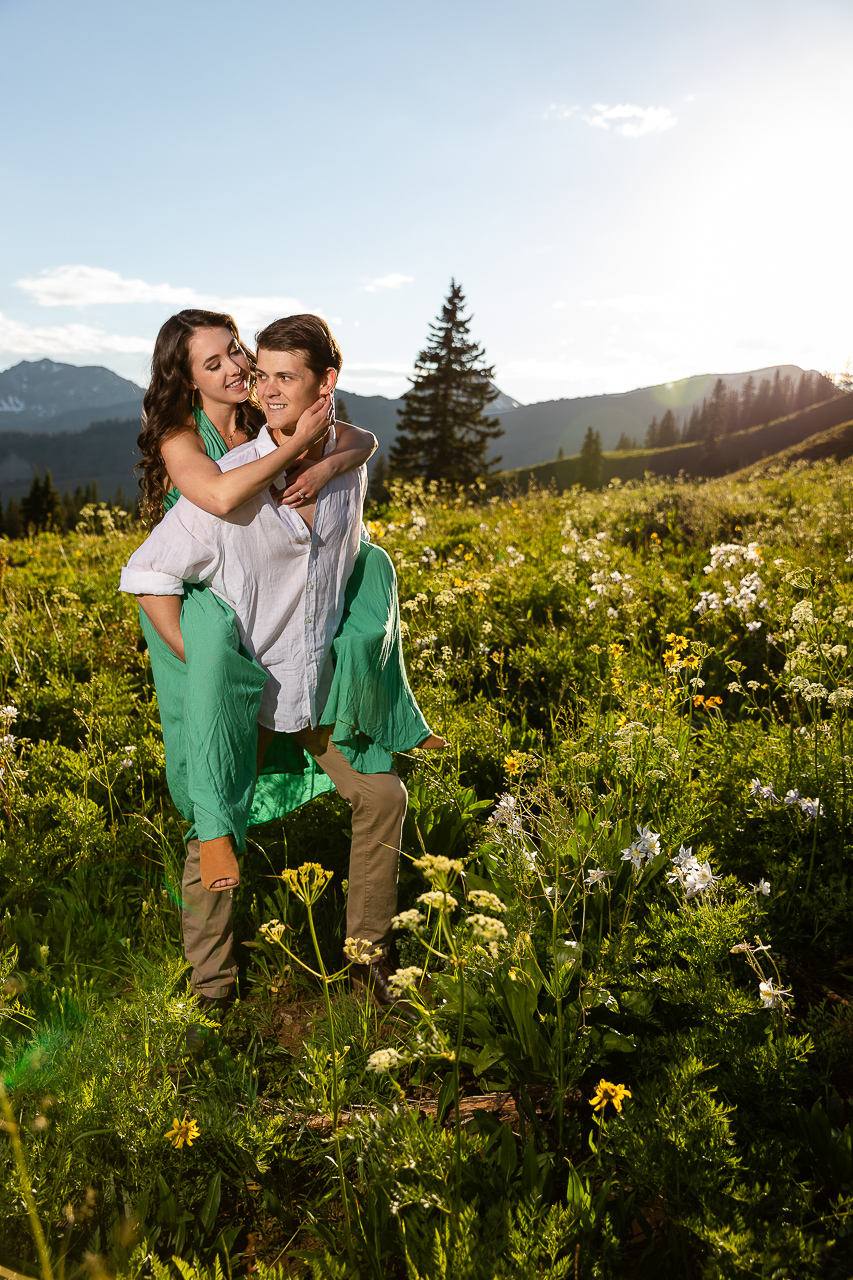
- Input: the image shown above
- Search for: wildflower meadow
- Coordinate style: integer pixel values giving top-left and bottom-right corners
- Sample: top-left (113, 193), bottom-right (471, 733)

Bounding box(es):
top-left (1, 457), bottom-right (853, 1278)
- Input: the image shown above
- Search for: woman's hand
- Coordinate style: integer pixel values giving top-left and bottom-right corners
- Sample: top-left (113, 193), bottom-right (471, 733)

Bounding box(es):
top-left (277, 458), bottom-right (332, 507)
top-left (290, 394), bottom-right (333, 452)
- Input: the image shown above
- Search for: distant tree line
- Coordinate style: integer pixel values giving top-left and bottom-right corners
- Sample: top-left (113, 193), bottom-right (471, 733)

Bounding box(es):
top-left (0, 471), bottom-right (131, 539)
top-left (614, 369), bottom-right (839, 452)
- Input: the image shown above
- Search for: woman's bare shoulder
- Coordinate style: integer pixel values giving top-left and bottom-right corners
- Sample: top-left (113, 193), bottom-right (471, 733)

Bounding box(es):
top-left (160, 425), bottom-right (204, 462)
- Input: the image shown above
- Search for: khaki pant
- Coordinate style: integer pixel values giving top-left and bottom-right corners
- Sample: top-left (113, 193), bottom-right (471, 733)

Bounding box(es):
top-left (181, 739), bottom-right (407, 998)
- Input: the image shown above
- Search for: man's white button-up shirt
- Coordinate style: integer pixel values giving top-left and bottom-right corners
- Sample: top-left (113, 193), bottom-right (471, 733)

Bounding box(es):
top-left (119, 426), bottom-right (367, 733)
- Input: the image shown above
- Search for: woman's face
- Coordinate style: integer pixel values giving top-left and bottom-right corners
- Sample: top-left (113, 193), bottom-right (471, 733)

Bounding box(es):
top-left (187, 327), bottom-right (249, 408)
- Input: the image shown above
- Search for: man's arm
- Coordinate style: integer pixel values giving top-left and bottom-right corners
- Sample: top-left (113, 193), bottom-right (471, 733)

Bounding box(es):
top-left (119, 505), bottom-right (218, 643)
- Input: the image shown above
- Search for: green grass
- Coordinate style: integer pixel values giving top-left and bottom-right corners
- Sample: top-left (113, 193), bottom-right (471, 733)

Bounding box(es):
top-left (1, 456), bottom-right (853, 1278)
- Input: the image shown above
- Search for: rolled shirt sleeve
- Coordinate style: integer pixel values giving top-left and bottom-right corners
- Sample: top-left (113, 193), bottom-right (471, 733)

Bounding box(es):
top-left (119, 501), bottom-right (221, 597)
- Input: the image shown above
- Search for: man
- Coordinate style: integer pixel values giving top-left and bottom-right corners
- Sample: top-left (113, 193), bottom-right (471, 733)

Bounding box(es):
top-left (120, 315), bottom-right (409, 1013)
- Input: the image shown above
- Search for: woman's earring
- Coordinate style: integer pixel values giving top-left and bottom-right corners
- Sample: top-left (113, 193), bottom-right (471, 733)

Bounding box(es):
top-left (191, 388), bottom-right (199, 408)
top-left (327, 390), bottom-right (336, 429)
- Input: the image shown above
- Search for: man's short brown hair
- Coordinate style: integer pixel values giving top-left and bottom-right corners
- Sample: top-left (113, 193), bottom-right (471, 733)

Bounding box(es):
top-left (255, 314), bottom-right (342, 379)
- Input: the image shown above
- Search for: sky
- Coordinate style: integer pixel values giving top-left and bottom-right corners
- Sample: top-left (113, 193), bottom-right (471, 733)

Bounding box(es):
top-left (1, 0), bottom-right (851, 404)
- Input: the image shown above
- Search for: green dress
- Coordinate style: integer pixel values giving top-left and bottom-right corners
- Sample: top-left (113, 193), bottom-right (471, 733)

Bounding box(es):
top-left (140, 408), bottom-right (430, 849)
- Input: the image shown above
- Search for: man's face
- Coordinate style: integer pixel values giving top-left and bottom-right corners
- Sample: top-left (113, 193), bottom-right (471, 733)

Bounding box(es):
top-left (255, 347), bottom-right (333, 434)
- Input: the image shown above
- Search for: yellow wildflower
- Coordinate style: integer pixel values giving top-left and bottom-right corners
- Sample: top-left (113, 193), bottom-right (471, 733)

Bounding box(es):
top-left (164, 1113), bottom-right (200, 1149)
top-left (589, 1080), bottom-right (632, 1114)
top-left (504, 751), bottom-right (526, 776)
top-left (693, 694), bottom-right (706, 707)
top-left (705, 696), bottom-right (723, 709)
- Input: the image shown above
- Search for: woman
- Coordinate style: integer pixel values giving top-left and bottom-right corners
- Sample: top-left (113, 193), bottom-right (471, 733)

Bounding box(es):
top-left (135, 308), bottom-right (441, 896)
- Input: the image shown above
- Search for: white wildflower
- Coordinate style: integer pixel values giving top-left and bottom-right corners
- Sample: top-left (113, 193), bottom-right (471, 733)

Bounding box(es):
top-left (0, 705), bottom-right (18, 721)
top-left (790, 600), bottom-right (814, 628)
top-left (783, 789), bottom-right (801, 806)
top-left (392, 909), bottom-right (426, 931)
top-left (386, 966), bottom-right (422, 996)
top-left (672, 844), bottom-right (694, 868)
top-left (759, 979), bottom-right (791, 1009)
top-left (755, 879), bottom-right (771, 896)
top-left (620, 824), bottom-right (661, 872)
top-left (467, 889), bottom-right (505, 913)
top-left (467, 914), bottom-right (509, 952)
top-left (413, 854), bottom-right (464, 878)
top-left (366, 1047), bottom-right (406, 1074)
top-left (417, 890), bottom-right (458, 913)
top-left (584, 868), bottom-right (614, 888)
top-left (488, 793), bottom-right (523, 835)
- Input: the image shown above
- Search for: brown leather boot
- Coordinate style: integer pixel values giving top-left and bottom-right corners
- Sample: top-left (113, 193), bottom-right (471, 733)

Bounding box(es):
top-left (349, 950), bottom-right (416, 1019)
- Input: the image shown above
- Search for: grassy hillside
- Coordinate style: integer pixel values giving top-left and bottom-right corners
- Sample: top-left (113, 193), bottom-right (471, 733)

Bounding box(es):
top-left (507, 390), bottom-right (853, 490)
top-left (1, 463), bottom-right (853, 1275)
top-left (492, 363), bottom-right (815, 468)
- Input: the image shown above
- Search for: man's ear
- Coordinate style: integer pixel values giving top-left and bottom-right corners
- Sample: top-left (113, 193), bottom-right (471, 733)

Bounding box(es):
top-left (320, 368), bottom-right (338, 395)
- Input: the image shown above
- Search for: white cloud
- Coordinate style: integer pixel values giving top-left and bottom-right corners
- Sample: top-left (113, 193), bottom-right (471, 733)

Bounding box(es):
top-left (583, 103), bottom-right (677, 137)
top-left (362, 273), bottom-right (415, 293)
top-left (0, 312), bottom-right (152, 358)
top-left (15, 265), bottom-right (306, 333)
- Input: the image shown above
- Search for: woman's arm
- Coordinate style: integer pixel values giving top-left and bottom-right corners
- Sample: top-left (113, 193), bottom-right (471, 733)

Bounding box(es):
top-left (160, 395), bottom-right (332, 517)
top-left (278, 424), bottom-right (378, 507)
top-left (137, 595), bottom-right (186, 661)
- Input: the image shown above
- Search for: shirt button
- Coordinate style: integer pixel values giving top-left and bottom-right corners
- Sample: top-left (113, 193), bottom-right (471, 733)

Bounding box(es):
top-left (306, 616), bottom-right (312, 623)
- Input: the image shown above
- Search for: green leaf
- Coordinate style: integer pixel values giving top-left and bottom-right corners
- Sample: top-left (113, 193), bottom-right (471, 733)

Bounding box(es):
top-left (198, 1170), bottom-right (222, 1238)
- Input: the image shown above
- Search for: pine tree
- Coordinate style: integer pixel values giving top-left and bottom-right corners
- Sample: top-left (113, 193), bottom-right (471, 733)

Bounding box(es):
top-left (389, 281), bottom-right (502, 483)
top-left (645, 416), bottom-right (660, 449)
top-left (368, 454), bottom-right (390, 505)
top-left (556, 446), bottom-right (564, 460)
top-left (4, 500), bottom-right (21, 540)
top-left (20, 473), bottom-right (44, 533)
top-left (578, 427), bottom-right (603, 490)
top-left (706, 378), bottom-right (729, 441)
top-left (683, 405), bottom-right (703, 442)
top-left (657, 409), bottom-right (679, 447)
top-left (753, 378), bottom-right (772, 425)
top-left (740, 375), bottom-right (755, 426)
top-left (41, 471), bottom-right (62, 530)
top-left (614, 433), bottom-right (638, 452)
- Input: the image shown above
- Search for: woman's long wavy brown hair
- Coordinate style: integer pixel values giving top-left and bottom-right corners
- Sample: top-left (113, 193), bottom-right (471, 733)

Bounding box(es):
top-left (136, 309), bottom-right (264, 524)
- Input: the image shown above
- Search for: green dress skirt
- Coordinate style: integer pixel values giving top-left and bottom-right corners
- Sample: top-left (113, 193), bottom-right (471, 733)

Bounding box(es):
top-left (140, 408), bottom-right (430, 850)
